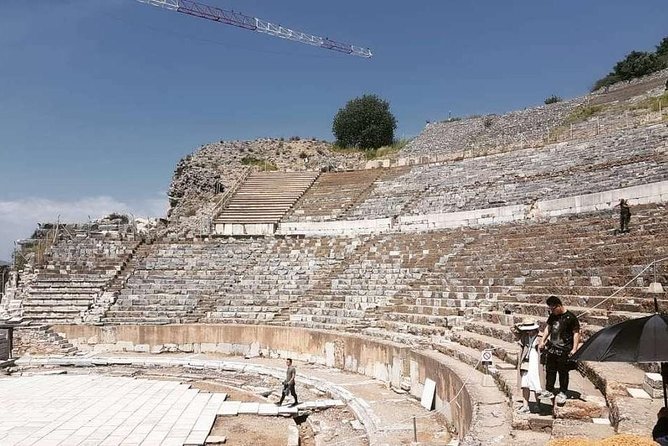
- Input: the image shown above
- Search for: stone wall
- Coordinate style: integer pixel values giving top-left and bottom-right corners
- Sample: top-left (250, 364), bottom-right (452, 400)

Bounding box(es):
top-left (13, 326), bottom-right (71, 356)
top-left (54, 323), bottom-right (481, 438)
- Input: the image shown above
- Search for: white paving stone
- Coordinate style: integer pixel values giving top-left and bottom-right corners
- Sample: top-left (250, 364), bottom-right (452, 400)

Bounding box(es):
top-left (0, 375), bottom-right (223, 446)
top-left (237, 402), bottom-right (260, 414)
top-left (257, 404), bottom-right (279, 416)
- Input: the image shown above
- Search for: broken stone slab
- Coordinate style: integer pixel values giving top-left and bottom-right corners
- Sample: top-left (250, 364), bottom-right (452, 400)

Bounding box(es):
top-left (205, 435), bottom-right (226, 445)
top-left (645, 372), bottom-right (663, 388)
top-left (626, 387), bottom-right (652, 399)
top-left (642, 383), bottom-right (664, 398)
top-left (643, 372), bottom-right (665, 397)
top-left (553, 397), bottom-right (607, 420)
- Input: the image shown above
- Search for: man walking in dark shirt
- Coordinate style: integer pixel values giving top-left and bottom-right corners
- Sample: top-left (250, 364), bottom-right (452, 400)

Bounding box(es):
top-left (276, 358), bottom-right (298, 407)
top-left (539, 296), bottom-right (581, 405)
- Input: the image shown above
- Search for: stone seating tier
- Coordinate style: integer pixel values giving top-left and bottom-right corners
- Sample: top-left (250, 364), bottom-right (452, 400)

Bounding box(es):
top-left (284, 170), bottom-right (382, 222)
top-left (102, 237), bottom-right (355, 324)
top-left (343, 124), bottom-right (667, 220)
top-left (402, 98), bottom-right (582, 157)
top-left (93, 206), bottom-right (668, 333)
top-left (21, 237), bottom-right (140, 323)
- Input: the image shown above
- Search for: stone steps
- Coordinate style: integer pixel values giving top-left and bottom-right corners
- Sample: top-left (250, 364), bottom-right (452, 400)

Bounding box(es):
top-left (436, 330), bottom-right (612, 435)
top-left (215, 171), bottom-right (319, 225)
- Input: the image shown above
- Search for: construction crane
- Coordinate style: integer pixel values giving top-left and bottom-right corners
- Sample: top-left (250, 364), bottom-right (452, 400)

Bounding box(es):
top-left (136, 0), bottom-right (373, 58)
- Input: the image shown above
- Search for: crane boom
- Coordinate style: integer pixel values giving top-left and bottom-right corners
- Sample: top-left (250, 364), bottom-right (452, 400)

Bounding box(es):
top-left (136, 0), bottom-right (373, 58)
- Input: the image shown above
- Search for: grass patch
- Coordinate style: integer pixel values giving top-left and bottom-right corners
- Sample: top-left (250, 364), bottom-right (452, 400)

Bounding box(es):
top-left (330, 138), bottom-right (411, 160)
top-left (563, 104), bottom-right (604, 125)
top-left (629, 91), bottom-right (668, 112)
top-left (240, 156), bottom-right (277, 171)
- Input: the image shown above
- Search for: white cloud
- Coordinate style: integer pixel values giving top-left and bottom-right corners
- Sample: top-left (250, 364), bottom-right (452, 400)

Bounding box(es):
top-left (0, 195), bottom-right (168, 261)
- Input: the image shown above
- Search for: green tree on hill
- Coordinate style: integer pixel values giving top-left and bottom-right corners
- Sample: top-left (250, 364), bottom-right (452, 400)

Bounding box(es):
top-left (332, 94), bottom-right (397, 150)
top-left (592, 36), bottom-right (668, 91)
top-left (656, 37), bottom-right (668, 64)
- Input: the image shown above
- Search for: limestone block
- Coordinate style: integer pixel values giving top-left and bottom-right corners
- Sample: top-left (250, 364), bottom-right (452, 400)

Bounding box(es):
top-left (150, 344), bottom-right (165, 354)
top-left (642, 382), bottom-right (664, 398)
top-left (391, 356), bottom-right (403, 389)
top-left (644, 372), bottom-right (664, 389)
top-left (421, 378), bottom-right (436, 410)
top-left (178, 343), bottom-right (194, 353)
top-left (133, 344), bottom-right (150, 353)
top-left (626, 387), bottom-right (651, 399)
top-left (200, 343), bottom-right (217, 353)
top-left (247, 341), bottom-right (260, 358)
top-left (370, 362), bottom-right (387, 382)
top-left (214, 343), bottom-right (234, 354)
top-left (325, 342), bottom-right (336, 368)
top-left (86, 336), bottom-right (99, 344)
top-left (93, 343), bottom-right (114, 353)
top-left (117, 341), bottom-right (134, 352)
top-left (344, 355), bottom-right (357, 372)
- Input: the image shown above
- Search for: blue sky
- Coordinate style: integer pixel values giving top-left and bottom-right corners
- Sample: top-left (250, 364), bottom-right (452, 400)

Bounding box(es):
top-left (0, 0), bottom-right (667, 259)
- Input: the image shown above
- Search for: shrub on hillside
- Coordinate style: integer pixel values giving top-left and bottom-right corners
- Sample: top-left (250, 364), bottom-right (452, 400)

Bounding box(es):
top-left (241, 156), bottom-right (277, 170)
top-left (332, 94), bottom-right (397, 150)
top-left (544, 95), bottom-right (563, 104)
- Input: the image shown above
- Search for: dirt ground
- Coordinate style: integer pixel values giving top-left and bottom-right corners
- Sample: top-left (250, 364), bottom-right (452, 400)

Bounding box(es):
top-left (210, 415), bottom-right (293, 446)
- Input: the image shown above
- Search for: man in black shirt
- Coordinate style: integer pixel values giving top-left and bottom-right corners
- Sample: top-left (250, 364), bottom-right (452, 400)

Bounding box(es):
top-left (538, 295), bottom-right (581, 404)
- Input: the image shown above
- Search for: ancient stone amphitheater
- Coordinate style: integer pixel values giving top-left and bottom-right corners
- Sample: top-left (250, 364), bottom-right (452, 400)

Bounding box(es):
top-left (1, 71), bottom-right (667, 446)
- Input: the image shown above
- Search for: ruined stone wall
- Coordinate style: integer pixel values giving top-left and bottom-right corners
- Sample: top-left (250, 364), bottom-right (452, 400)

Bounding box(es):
top-left (13, 326), bottom-right (69, 356)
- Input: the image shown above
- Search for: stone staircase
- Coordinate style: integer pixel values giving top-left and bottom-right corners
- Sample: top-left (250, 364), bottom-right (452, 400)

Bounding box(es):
top-left (283, 169), bottom-right (382, 222)
top-left (20, 236), bottom-right (140, 324)
top-left (85, 238), bottom-right (160, 323)
top-left (214, 171), bottom-right (320, 225)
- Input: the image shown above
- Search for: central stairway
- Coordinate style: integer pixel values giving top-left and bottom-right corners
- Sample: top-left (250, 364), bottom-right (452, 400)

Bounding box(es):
top-left (214, 171), bottom-right (319, 234)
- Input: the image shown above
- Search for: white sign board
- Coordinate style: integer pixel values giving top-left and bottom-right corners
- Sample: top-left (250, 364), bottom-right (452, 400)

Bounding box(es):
top-left (420, 378), bottom-right (436, 410)
top-left (481, 349), bottom-right (493, 365)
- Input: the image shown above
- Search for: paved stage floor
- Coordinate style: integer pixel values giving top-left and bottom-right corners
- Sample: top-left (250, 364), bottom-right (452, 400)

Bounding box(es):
top-left (0, 375), bottom-right (224, 446)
